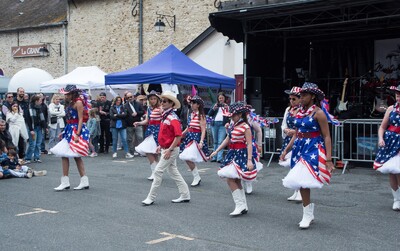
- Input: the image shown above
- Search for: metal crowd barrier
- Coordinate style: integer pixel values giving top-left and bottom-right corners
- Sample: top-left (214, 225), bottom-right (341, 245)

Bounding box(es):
top-left (339, 119), bottom-right (381, 174)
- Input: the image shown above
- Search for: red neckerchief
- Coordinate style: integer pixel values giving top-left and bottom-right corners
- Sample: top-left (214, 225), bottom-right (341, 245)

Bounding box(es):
top-left (296, 104), bottom-right (316, 118)
top-left (161, 108), bottom-right (173, 122)
top-left (289, 105), bottom-right (300, 117)
top-left (394, 103), bottom-right (400, 114)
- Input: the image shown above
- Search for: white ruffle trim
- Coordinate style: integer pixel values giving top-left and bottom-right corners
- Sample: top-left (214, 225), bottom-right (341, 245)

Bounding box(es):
top-left (50, 139), bottom-right (81, 158)
top-left (179, 141), bottom-right (206, 163)
top-left (278, 151), bottom-right (292, 168)
top-left (282, 160), bottom-right (323, 189)
top-left (377, 154), bottom-right (400, 174)
top-left (135, 135), bottom-right (158, 155)
top-left (218, 162), bottom-right (240, 179)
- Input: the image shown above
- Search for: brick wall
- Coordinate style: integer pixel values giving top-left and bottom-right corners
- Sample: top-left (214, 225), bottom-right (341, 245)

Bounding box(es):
top-left (0, 0), bottom-right (216, 78)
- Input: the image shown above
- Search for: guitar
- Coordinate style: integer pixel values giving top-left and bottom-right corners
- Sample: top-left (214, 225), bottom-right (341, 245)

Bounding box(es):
top-left (372, 75), bottom-right (388, 114)
top-left (335, 78), bottom-right (348, 113)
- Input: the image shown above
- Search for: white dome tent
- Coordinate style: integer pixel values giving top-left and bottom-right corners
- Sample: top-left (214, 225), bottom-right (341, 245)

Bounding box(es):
top-left (8, 67), bottom-right (54, 93)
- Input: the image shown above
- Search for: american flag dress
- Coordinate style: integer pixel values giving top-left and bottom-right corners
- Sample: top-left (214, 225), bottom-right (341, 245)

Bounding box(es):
top-left (281, 110), bottom-right (297, 155)
top-left (144, 107), bottom-right (162, 145)
top-left (218, 121), bottom-right (257, 181)
top-left (180, 111), bottom-right (209, 156)
top-left (373, 107), bottom-right (400, 174)
top-left (282, 113), bottom-right (331, 189)
top-left (50, 105), bottom-right (89, 157)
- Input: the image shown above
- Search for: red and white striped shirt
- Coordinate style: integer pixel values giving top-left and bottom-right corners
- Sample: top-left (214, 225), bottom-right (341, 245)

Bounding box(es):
top-left (188, 111), bottom-right (201, 131)
top-left (149, 107), bottom-right (162, 125)
top-left (230, 122), bottom-right (250, 144)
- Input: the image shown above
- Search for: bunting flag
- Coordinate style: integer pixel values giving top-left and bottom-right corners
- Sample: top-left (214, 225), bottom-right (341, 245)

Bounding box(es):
top-left (191, 85), bottom-right (197, 96)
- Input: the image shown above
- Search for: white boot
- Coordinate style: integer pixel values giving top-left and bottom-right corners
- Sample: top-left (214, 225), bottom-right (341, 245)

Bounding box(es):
top-left (54, 176), bottom-right (70, 191)
top-left (74, 176), bottom-right (89, 190)
top-left (229, 189), bottom-right (247, 216)
top-left (243, 180), bottom-right (253, 194)
top-left (287, 190), bottom-right (298, 201)
top-left (299, 203), bottom-right (314, 229)
top-left (294, 190), bottom-right (302, 202)
top-left (191, 167), bottom-right (201, 187)
top-left (391, 188), bottom-right (400, 211)
top-left (147, 162), bottom-right (157, 181)
top-left (240, 189), bottom-right (248, 211)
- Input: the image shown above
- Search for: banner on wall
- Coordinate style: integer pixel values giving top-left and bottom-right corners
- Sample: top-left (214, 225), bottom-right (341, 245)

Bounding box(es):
top-left (374, 38), bottom-right (400, 80)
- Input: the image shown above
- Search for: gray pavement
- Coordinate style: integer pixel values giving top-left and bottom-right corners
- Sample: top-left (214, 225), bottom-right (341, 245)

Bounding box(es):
top-left (1, 152), bottom-right (399, 251)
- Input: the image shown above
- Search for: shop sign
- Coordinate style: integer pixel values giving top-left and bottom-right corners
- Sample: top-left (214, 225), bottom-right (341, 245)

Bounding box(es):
top-left (11, 45), bottom-right (44, 58)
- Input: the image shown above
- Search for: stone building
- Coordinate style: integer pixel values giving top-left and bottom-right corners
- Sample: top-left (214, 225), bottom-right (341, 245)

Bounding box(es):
top-left (0, 0), bottom-right (218, 78)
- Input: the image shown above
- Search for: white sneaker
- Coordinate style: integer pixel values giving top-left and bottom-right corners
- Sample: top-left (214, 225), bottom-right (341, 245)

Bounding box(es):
top-left (125, 153), bottom-right (134, 159)
top-left (112, 153), bottom-right (117, 158)
top-left (33, 170), bottom-right (47, 176)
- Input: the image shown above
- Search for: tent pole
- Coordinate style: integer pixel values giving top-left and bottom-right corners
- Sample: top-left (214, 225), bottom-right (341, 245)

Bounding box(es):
top-left (243, 21), bottom-right (247, 103)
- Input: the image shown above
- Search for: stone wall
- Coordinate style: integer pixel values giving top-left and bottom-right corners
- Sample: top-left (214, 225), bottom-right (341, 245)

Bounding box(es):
top-left (0, 0), bottom-right (216, 78)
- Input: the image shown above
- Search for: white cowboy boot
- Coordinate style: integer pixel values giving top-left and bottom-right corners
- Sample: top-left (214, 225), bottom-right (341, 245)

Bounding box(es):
top-left (147, 162), bottom-right (157, 181)
top-left (299, 203), bottom-right (314, 229)
top-left (229, 189), bottom-right (247, 216)
top-left (240, 189), bottom-right (248, 211)
top-left (191, 166), bottom-right (201, 187)
top-left (391, 188), bottom-right (400, 211)
top-left (294, 190), bottom-right (302, 202)
top-left (243, 180), bottom-right (253, 194)
top-left (74, 176), bottom-right (89, 190)
top-left (287, 190), bottom-right (298, 201)
top-left (54, 176), bottom-right (70, 191)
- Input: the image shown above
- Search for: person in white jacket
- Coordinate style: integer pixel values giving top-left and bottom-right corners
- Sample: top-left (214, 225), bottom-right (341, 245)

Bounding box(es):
top-left (6, 102), bottom-right (29, 147)
top-left (48, 94), bottom-right (65, 153)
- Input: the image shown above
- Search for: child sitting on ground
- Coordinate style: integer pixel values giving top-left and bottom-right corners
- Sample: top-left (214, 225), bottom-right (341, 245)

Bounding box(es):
top-left (2, 149), bottom-right (33, 178)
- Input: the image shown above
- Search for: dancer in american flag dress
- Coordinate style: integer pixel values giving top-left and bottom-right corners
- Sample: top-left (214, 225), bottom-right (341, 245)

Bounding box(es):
top-left (52, 85), bottom-right (90, 191)
top-left (210, 102), bottom-right (256, 217)
top-left (134, 90), bottom-right (162, 181)
top-left (179, 95), bottom-right (209, 187)
top-left (279, 86), bottom-right (302, 202)
top-left (280, 82), bottom-right (335, 229)
top-left (373, 85), bottom-right (400, 211)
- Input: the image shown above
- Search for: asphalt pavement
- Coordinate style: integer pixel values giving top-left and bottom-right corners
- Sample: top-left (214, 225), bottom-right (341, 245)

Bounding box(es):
top-left (1, 152), bottom-right (399, 251)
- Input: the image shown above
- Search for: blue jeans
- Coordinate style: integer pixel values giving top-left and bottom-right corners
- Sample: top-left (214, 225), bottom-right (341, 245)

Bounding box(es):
top-left (211, 121), bottom-right (227, 161)
top-left (25, 126), bottom-right (43, 161)
top-left (111, 128), bottom-right (129, 153)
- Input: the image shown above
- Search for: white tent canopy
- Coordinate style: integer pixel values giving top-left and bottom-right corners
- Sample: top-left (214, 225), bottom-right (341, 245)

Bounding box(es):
top-left (9, 68), bottom-right (54, 93)
top-left (40, 66), bottom-right (138, 92)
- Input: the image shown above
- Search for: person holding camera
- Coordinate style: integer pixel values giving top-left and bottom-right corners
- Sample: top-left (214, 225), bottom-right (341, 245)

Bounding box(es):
top-left (48, 94), bottom-right (65, 153)
top-left (207, 92), bottom-right (229, 162)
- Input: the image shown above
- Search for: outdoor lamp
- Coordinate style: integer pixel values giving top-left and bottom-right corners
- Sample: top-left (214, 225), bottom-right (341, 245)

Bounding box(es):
top-left (39, 42), bottom-right (62, 57)
top-left (154, 19), bottom-right (166, 32)
top-left (154, 12), bottom-right (175, 32)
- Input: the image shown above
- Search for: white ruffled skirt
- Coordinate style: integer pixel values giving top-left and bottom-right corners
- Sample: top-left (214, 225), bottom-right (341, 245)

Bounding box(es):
top-left (50, 139), bottom-right (81, 158)
top-left (278, 151), bottom-right (292, 168)
top-left (282, 160), bottom-right (323, 190)
top-left (217, 161), bottom-right (263, 180)
top-left (376, 154), bottom-right (400, 174)
top-left (179, 141), bottom-right (207, 163)
top-left (135, 134), bottom-right (158, 156)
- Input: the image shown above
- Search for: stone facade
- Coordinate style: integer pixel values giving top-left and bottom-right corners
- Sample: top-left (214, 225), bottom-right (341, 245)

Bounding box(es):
top-left (0, 0), bottom-right (216, 78)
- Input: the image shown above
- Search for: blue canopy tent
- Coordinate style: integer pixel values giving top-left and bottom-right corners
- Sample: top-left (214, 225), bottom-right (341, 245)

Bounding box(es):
top-left (105, 44), bottom-right (235, 89)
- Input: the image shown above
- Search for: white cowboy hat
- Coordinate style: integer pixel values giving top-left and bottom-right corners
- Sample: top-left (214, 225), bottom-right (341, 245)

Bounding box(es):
top-left (160, 90), bottom-right (181, 109)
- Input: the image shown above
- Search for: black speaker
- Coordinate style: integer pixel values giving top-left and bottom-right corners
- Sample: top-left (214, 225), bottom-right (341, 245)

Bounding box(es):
top-left (247, 77), bottom-right (261, 94)
top-left (248, 94), bottom-right (262, 115)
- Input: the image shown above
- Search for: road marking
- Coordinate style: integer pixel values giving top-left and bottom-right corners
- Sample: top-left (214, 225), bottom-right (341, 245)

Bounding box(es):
top-left (197, 168), bottom-right (210, 173)
top-left (146, 232), bottom-right (194, 244)
top-left (112, 160), bottom-right (135, 163)
top-left (16, 208), bottom-right (58, 217)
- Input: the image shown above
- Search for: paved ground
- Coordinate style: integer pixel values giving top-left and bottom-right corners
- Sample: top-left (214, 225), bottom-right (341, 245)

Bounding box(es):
top-left (1, 152), bottom-right (399, 251)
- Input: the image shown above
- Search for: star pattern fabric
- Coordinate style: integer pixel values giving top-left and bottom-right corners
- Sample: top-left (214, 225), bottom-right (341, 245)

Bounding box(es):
top-left (290, 112), bottom-right (326, 180)
top-left (374, 108), bottom-right (400, 169)
top-left (300, 82), bottom-right (325, 100)
top-left (280, 110), bottom-right (297, 155)
top-left (180, 111), bottom-right (209, 156)
top-left (220, 121), bottom-right (257, 181)
top-left (62, 106), bottom-right (89, 143)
